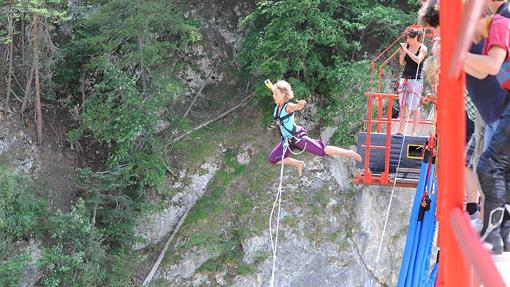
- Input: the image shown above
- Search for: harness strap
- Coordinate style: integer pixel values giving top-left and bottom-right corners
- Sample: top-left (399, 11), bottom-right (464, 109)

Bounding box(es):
top-left (274, 102), bottom-right (296, 138)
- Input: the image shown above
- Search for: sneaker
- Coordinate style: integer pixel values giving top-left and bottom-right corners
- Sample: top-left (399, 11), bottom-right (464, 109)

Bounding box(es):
top-left (503, 204), bottom-right (510, 252)
top-left (469, 211), bottom-right (483, 233)
top-left (480, 206), bottom-right (505, 255)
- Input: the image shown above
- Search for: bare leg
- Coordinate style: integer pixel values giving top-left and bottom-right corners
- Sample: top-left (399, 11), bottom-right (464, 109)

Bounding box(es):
top-left (465, 167), bottom-right (480, 204)
top-left (410, 110), bottom-right (420, 136)
top-left (324, 146), bottom-right (362, 161)
top-left (397, 105), bottom-right (407, 135)
top-left (276, 157), bottom-right (304, 176)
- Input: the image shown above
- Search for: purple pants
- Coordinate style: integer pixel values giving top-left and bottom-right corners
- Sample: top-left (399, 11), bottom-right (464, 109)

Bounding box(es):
top-left (268, 126), bottom-right (327, 164)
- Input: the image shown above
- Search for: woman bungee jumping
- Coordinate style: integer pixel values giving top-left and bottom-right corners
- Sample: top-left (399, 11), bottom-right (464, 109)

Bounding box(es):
top-left (267, 80), bottom-right (362, 176)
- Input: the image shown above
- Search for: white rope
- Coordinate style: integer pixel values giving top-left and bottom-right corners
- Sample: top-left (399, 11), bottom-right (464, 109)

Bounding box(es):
top-left (269, 141), bottom-right (288, 287)
top-left (374, 34), bottom-right (427, 268)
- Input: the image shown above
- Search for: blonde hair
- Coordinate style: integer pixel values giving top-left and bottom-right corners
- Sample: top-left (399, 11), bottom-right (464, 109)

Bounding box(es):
top-left (422, 56), bottom-right (439, 95)
top-left (274, 80), bottom-right (294, 100)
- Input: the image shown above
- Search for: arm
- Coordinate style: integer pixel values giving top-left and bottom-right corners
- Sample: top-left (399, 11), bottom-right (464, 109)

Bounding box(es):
top-left (286, 100), bottom-right (306, 113)
top-left (464, 46), bottom-right (507, 77)
top-left (399, 44), bottom-right (406, 66)
top-left (464, 58), bottom-right (489, 79)
top-left (405, 45), bottom-right (428, 64)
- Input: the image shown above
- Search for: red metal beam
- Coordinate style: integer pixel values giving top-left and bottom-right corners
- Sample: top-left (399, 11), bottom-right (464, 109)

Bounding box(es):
top-left (352, 176), bottom-right (418, 188)
top-left (383, 96), bottom-right (393, 183)
top-left (448, 0), bottom-right (486, 78)
top-left (377, 94), bottom-right (383, 132)
top-left (365, 119), bottom-right (435, 125)
top-left (360, 145), bottom-right (389, 149)
top-left (364, 92), bottom-right (399, 98)
top-left (372, 34), bottom-right (405, 64)
top-left (364, 95), bottom-right (374, 183)
top-left (437, 0), bottom-right (468, 285)
top-left (450, 208), bottom-right (506, 287)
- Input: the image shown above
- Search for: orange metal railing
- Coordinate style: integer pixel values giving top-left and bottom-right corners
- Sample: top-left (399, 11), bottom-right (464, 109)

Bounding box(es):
top-left (353, 91), bottom-right (435, 188)
top-left (450, 209), bottom-right (506, 286)
top-left (356, 27), bottom-right (435, 187)
top-left (355, 92), bottom-right (397, 186)
top-left (437, 0), bottom-right (505, 286)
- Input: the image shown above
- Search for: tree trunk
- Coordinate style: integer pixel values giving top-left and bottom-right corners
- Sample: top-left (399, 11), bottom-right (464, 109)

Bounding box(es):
top-left (32, 15), bottom-right (43, 145)
top-left (81, 72), bottom-right (86, 110)
top-left (20, 64), bottom-right (35, 113)
top-left (21, 12), bottom-right (25, 66)
top-left (136, 0), bottom-right (147, 96)
top-left (4, 0), bottom-right (14, 115)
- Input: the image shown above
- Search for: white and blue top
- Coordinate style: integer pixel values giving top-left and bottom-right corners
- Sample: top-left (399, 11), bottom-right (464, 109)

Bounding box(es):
top-left (273, 102), bottom-right (296, 140)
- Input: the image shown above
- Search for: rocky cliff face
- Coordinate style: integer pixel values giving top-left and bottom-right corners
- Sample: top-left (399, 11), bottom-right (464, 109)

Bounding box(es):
top-left (151, 153), bottom-right (414, 287)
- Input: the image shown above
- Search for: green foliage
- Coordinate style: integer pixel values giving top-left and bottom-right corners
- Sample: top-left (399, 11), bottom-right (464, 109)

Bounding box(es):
top-left (60, 1), bottom-right (201, 255)
top-left (71, 60), bottom-right (166, 184)
top-left (0, 167), bottom-right (44, 286)
top-left (196, 238), bottom-right (243, 273)
top-left (239, 0), bottom-right (411, 93)
top-left (0, 254), bottom-right (31, 287)
top-left (14, 0), bottom-right (67, 18)
top-left (407, 0), bottom-right (422, 8)
top-left (0, 168), bottom-right (44, 239)
top-left (38, 201), bottom-right (107, 287)
top-left (325, 61), bottom-right (372, 145)
top-left (53, 0), bottom-right (200, 105)
top-left (38, 2), bottom-right (203, 284)
top-left (67, 60), bottom-right (167, 248)
top-left (183, 150), bottom-right (243, 228)
top-left (76, 166), bottom-right (143, 247)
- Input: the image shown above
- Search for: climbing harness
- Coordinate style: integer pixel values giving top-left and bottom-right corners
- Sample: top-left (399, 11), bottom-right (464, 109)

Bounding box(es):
top-left (273, 101), bottom-right (308, 155)
top-left (273, 102), bottom-right (296, 140)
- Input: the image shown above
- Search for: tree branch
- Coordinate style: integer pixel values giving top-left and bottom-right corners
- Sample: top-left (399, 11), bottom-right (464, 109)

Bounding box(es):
top-left (182, 68), bottom-right (216, 118)
top-left (142, 207), bottom-right (191, 286)
top-left (166, 82), bottom-right (253, 147)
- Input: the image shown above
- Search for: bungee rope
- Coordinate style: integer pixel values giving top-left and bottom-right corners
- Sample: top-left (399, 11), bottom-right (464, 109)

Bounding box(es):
top-left (268, 141), bottom-right (288, 287)
top-left (265, 78), bottom-right (310, 286)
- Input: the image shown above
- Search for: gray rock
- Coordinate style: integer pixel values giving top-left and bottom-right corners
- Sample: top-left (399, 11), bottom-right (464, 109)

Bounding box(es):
top-left (214, 271), bottom-right (228, 286)
top-left (19, 240), bottom-right (42, 287)
top-left (320, 127), bottom-right (338, 143)
top-left (159, 250), bottom-right (219, 280)
top-left (236, 143), bottom-right (253, 165)
top-left (242, 234), bottom-right (270, 264)
top-left (0, 126), bottom-right (40, 174)
top-left (192, 273), bottom-right (211, 286)
top-left (310, 177), bottom-right (325, 192)
top-left (132, 157), bottom-right (220, 250)
top-left (327, 156), bottom-right (355, 192)
top-left (232, 274), bottom-right (262, 287)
